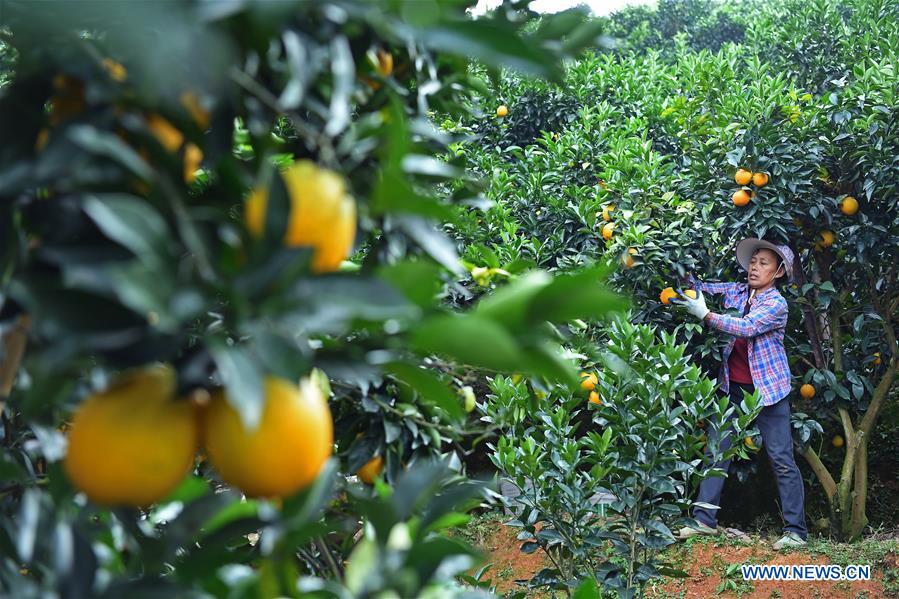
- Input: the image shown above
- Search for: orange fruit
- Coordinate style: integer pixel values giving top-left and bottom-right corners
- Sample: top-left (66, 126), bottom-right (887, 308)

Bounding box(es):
top-left (146, 114), bottom-right (205, 183)
top-left (602, 204), bottom-right (615, 222)
top-left (35, 128), bottom-right (50, 152)
top-left (580, 372), bottom-right (598, 391)
top-left (683, 289), bottom-right (697, 299)
top-left (63, 365), bottom-right (199, 507)
top-left (732, 189), bottom-right (751, 206)
top-left (800, 384), bottom-right (816, 399)
top-left (621, 247), bottom-right (637, 268)
top-left (831, 435), bottom-right (844, 448)
top-left (496, 105), bottom-right (508, 117)
top-left (183, 143), bottom-right (203, 184)
top-left (102, 58), bottom-right (127, 82)
top-left (245, 160), bottom-right (357, 273)
top-left (744, 436), bottom-right (757, 449)
top-left (601, 222), bottom-right (615, 240)
top-left (588, 391), bottom-right (600, 405)
top-left (376, 49), bottom-right (393, 77)
top-left (752, 172), bottom-right (769, 187)
top-left (839, 196), bottom-right (858, 216)
top-left (873, 352), bottom-right (881, 366)
top-left (816, 230), bottom-right (835, 249)
top-left (734, 169), bottom-right (752, 185)
top-left (48, 75), bottom-right (86, 126)
top-left (203, 375), bottom-right (333, 499)
top-left (180, 91), bottom-right (211, 129)
top-left (147, 113), bottom-right (185, 153)
top-left (659, 287), bottom-right (678, 305)
top-left (357, 456), bottom-right (385, 484)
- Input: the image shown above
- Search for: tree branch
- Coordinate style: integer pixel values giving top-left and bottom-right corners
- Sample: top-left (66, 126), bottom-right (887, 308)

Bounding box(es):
top-left (801, 446), bottom-right (837, 500)
top-left (790, 242), bottom-right (826, 367)
top-left (0, 314), bottom-right (30, 417)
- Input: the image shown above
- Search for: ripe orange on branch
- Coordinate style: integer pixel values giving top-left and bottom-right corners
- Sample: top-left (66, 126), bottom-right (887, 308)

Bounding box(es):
top-left (752, 172), bottom-right (769, 187)
top-left (832, 435), bottom-right (844, 448)
top-left (203, 375), bottom-right (333, 499)
top-left (659, 287), bottom-right (678, 305)
top-left (816, 230), bottom-right (835, 249)
top-left (734, 169), bottom-right (752, 185)
top-left (357, 456), bottom-right (385, 484)
top-left (800, 384), bottom-right (816, 399)
top-left (601, 222), bottom-right (615, 240)
top-left (839, 196), bottom-right (858, 216)
top-left (245, 160), bottom-right (357, 273)
top-left (580, 372), bottom-right (598, 391)
top-left (602, 204), bottom-right (615, 222)
top-left (496, 105), bottom-right (508, 117)
top-left (732, 189), bottom-right (751, 206)
top-left (589, 391), bottom-right (601, 405)
top-left (64, 365), bottom-right (199, 507)
top-left (146, 114), bottom-right (204, 183)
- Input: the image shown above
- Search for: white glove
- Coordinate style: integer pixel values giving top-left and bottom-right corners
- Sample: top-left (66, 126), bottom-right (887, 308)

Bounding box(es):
top-left (672, 288), bottom-right (709, 320)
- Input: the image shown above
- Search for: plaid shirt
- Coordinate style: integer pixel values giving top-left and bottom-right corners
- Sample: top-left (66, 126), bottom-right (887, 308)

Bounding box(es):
top-left (693, 278), bottom-right (791, 406)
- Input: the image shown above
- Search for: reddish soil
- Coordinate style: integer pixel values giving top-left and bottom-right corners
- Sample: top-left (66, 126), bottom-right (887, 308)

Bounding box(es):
top-left (472, 520), bottom-right (897, 598)
top-left (478, 521), bottom-right (549, 594)
top-left (648, 540), bottom-right (892, 599)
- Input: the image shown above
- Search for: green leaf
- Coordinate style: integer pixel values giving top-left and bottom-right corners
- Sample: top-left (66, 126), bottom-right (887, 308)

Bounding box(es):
top-left (529, 268), bottom-right (629, 323)
top-left (344, 537), bottom-right (378, 595)
top-left (199, 498), bottom-right (260, 539)
top-left (83, 194), bottom-right (172, 264)
top-left (474, 270), bottom-right (552, 331)
top-left (411, 313), bottom-right (523, 372)
top-left (208, 341), bottom-right (264, 430)
top-left (422, 21), bottom-right (558, 81)
top-left (377, 260), bottom-right (443, 309)
top-left (67, 125), bottom-right (154, 180)
top-left (572, 577), bottom-right (600, 599)
top-left (396, 215), bottom-right (463, 274)
top-left (386, 361), bottom-right (465, 422)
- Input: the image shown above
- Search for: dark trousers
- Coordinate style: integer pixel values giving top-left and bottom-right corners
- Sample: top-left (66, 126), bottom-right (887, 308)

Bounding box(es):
top-left (693, 382), bottom-right (808, 539)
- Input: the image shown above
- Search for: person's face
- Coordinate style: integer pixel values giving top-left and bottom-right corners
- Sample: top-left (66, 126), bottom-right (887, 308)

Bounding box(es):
top-left (748, 248), bottom-right (784, 290)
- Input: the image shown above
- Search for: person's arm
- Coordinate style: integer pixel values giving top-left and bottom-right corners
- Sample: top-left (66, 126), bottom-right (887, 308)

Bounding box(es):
top-left (704, 297), bottom-right (787, 338)
top-left (685, 273), bottom-right (734, 296)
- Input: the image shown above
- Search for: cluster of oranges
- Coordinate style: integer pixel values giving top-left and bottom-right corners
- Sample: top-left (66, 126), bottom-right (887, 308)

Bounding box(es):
top-left (63, 160), bottom-right (362, 508)
top-left (731, 168), bottom-right (769, 207)
top-left (809, 194), bottom-right (859, 251)
top-left (594, 202), bottom-right (638, 268)
top-left (580, 371), bottom-right (601, 405)
top-left (36, 65), bottom-right (210, 185)
top-left (64, 366), bottom-right (335, 507)
top-left (659, 287), bottom-right (696, 305)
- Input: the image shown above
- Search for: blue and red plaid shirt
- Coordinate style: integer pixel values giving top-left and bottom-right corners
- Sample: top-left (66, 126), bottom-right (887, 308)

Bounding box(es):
top-left (692, 278), bottom-right (791, 406)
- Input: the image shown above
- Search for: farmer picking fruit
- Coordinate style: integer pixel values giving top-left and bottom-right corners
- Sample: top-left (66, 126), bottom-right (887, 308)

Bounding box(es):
top-left (670, 238), bottom-right (808, 550)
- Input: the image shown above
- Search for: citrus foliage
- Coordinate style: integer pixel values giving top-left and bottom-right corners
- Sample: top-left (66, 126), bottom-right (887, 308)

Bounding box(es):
top-left (0, 1), bottom-right (623, 596)
top-left (489, 317), bottom-right (760, 595)
top-left (450, 0), bottom-right (899, 542)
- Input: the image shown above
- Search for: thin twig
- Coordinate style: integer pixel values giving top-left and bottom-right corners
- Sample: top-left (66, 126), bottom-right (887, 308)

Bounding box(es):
top-left (0, 314), bottom-right (30, 417)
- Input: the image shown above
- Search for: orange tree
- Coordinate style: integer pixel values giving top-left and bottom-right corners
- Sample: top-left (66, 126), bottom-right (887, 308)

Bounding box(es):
top-left (486, 316), bottom-right (760, 596)
top-left (451, 0), bottom-right (898, 541)
top-left (0, 1), bottom-right (623, 596)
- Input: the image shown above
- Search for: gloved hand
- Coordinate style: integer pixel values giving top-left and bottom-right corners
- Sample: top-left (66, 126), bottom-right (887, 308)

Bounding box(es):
top-left (671, 288), bottom-right (709, 320)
